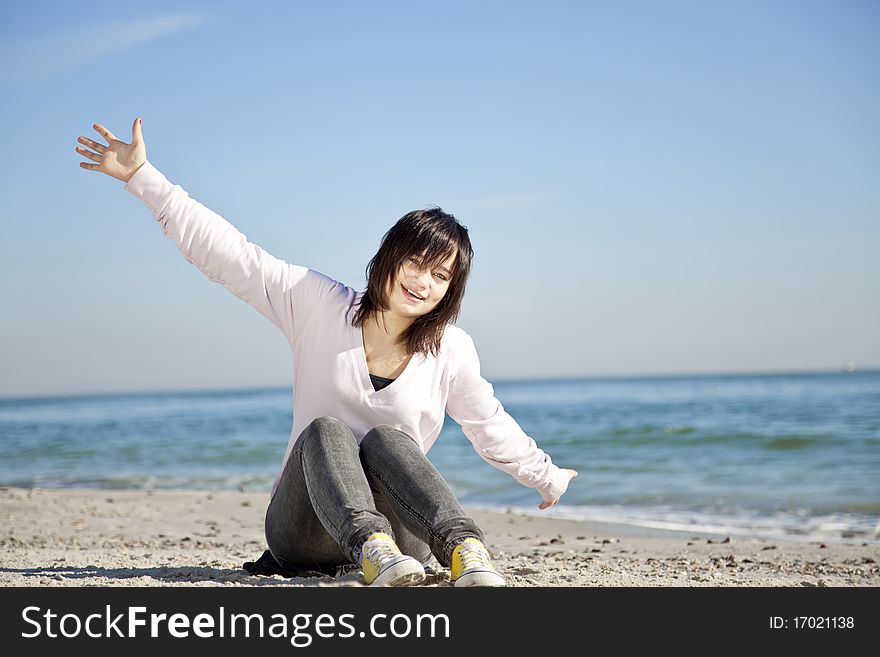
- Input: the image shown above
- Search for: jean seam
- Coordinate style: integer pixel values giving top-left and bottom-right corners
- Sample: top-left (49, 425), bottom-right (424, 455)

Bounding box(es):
top-left (298, 443), bottom-right (344, 544)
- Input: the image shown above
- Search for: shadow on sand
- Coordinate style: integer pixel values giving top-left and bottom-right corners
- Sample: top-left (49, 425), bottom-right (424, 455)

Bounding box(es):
top-left (0, 564), bottom-right (354, 586)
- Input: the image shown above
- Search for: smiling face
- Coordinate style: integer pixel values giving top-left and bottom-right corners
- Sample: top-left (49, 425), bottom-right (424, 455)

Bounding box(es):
top-left (386, 250), bottom-right (458, 321)
top-left (352, 208), bottom-right (474, 355)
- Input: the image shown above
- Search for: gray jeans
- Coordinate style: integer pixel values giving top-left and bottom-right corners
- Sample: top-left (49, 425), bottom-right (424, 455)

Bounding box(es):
top-left (265, 416), bottom-right (483, 572)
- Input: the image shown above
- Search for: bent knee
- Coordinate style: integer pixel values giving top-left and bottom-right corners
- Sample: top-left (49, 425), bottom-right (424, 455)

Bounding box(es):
top-left (301, 416), bottom-right (356, 444)
top-left (308, 415), bottom-right (349, 431)
top-left (361, 425), bottom-right (417, 451)
top-left (362, 424), bottom-right (395, 443)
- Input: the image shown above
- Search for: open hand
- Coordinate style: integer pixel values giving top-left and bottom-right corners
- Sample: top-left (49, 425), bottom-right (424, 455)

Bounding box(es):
top-left (538, 469), bottom-right (578, 510)
top-left (76, 118), bottom-right (147, 183)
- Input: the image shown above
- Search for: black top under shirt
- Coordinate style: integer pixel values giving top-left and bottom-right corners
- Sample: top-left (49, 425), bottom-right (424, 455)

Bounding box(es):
top-left (369, 373), bottom-right (396, 391)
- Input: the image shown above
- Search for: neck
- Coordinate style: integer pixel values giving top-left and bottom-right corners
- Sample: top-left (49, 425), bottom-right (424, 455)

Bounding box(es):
top-left (368, 310), bottom-right (413, 347)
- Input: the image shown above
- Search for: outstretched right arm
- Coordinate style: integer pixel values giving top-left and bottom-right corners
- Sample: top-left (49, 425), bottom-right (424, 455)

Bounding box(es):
top-left (76, 119), bottom-right (336, 345)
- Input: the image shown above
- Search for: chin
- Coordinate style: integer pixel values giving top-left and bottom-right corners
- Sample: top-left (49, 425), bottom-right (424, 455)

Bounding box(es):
top-left (400, 302), bottom-right (436, 319)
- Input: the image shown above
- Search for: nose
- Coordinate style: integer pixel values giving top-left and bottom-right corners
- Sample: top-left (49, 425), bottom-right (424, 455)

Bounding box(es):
top-left (407, 265), bottom-right (431, 292)
top-left (413, 269), bottom-right (431, 291)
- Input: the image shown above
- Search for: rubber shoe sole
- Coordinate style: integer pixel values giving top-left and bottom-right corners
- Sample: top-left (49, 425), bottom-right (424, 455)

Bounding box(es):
top-left (369, 556), bottom-right (426, 587)
top-left (453, 569), bottom-right (507, 587)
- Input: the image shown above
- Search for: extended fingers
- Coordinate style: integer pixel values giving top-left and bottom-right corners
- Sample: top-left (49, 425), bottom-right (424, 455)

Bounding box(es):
top-left (78, 136), bottom-right (106, 154)
top-left (92, 123), bottom-right (118, 142)
top-left (76, 145), bottom-right (102, 162)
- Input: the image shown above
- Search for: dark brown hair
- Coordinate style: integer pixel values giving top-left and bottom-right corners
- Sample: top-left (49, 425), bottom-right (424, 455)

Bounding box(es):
top-left (352, 207), bottom-right (474, 356)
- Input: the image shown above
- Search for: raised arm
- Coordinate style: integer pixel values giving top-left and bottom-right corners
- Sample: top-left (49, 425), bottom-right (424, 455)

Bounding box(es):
top-left (76, 119), bottom-right (338, 345)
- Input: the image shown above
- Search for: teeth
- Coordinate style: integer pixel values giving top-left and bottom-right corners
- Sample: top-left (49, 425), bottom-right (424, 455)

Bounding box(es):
top-left (404, 286), bottom-right (424, 300)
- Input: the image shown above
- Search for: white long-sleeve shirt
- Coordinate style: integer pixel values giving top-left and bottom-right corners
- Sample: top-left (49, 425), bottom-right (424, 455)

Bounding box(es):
top-left (124, 162), bottom-right (571, 504)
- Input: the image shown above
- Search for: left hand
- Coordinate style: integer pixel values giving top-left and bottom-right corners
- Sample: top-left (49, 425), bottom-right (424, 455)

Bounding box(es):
top-left (538, 469), bottom-right (578, 510)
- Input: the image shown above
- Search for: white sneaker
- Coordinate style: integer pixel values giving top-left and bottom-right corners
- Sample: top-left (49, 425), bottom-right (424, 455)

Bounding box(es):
top-left (450, 538), bottom-right (506, 587)
top-left (360, 532), bottom-right (426, 586)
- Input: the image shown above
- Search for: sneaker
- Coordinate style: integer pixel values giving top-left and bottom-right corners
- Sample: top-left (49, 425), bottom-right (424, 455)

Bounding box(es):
top-left (360, 532), bottom-right (426, 586)
top-left (450, 538), bottom-right (506, 587)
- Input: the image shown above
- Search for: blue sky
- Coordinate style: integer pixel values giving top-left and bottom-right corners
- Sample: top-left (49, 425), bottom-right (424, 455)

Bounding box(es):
top-left (1, 0), bottom-right (878, 397)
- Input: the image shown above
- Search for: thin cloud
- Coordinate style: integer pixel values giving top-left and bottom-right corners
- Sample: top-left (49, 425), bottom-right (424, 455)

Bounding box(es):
top-left (0, 13), bottom-right (208, 84)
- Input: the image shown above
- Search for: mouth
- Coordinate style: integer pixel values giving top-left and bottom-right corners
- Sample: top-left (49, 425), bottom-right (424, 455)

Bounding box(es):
top-left (400, 284), bottom-right (425, 302)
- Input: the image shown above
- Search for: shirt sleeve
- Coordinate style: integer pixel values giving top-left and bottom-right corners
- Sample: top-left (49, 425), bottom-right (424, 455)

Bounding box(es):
top-left (445, 331), bottom-right (572, 503)
top-left (123, 161), bottom-right (340, 345)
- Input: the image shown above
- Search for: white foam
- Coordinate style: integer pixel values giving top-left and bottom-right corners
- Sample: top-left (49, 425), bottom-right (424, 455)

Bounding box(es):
top-left (467, 502), bottom-right (880, 545)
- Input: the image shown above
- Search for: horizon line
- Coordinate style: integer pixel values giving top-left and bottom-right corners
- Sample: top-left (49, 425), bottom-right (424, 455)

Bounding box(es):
top-left (2, 365), bottom-right (878, 403)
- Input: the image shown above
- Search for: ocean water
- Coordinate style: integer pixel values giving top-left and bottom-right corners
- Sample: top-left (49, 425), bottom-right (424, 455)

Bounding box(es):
top-left (1, 371), bottom-right (878, 544)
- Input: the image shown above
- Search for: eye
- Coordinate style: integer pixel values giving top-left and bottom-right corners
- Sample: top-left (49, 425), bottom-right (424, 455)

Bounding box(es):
top-left (435, 272), bottom-right (448, 281)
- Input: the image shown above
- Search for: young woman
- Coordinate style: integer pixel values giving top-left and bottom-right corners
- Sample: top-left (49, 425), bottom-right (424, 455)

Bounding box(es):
top-left (76, 118), bottom-right (578, 587)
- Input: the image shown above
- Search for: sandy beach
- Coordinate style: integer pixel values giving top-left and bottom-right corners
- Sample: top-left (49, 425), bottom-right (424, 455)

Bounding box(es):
top-left (1, 487), bottom-right (877, 587)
